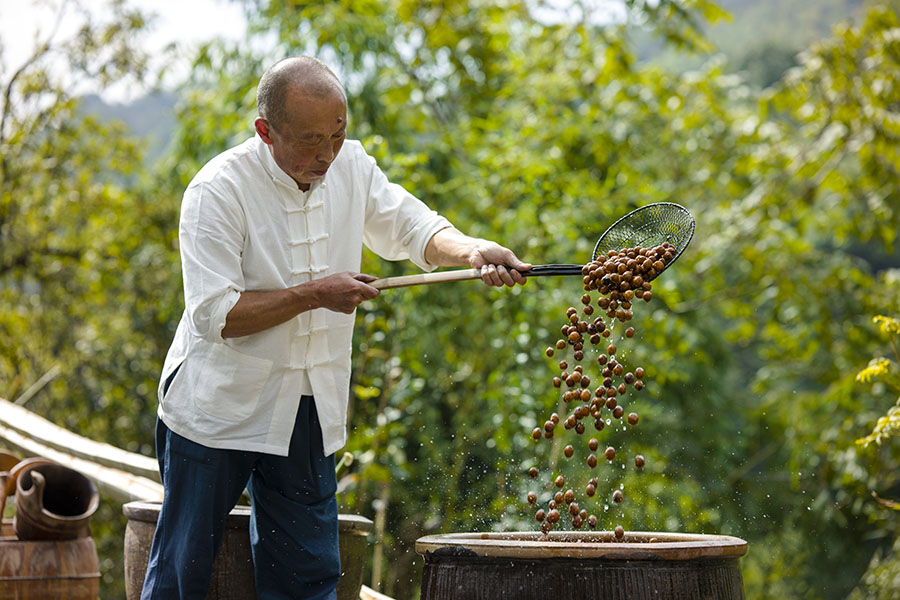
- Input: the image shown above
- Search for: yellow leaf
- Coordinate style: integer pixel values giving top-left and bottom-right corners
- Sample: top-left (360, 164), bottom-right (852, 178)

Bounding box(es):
top-left (856, 357), bottom-right (892, 383)
top-left (874, 315), bottom-right (900, 335)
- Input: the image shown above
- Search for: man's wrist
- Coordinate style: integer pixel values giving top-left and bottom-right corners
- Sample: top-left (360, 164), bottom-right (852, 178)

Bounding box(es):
top-left (290, 280), bottom-right (321, 312)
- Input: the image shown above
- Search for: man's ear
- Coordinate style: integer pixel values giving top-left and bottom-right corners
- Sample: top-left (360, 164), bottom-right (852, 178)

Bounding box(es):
top-left (255, 117), bottom-right (273, 144)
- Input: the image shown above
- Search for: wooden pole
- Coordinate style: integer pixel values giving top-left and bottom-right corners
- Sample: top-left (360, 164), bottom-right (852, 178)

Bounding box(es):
top-left (359, 585), bottom-right (397, 600)
top-left (12, 364), bottom-right (60, 406)
top-left (0, 397), bottom-right (159, 482)
top-left (370, 482), bottom-right (391, 593)
top-left (0, 423), bottom-right (163, 503)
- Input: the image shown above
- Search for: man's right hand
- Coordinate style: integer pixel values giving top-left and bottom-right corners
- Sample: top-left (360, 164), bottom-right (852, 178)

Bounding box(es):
top-left (309, 271), bottom-right (380, 314)
top-left (223, 272), bottom-right (379, 338)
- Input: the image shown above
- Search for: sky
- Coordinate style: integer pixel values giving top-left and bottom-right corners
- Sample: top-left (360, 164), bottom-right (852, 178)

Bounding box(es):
top-left (0, 0), bottom-right (248, 102)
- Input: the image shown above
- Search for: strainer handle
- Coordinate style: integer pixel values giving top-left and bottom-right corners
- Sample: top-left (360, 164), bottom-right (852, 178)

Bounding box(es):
top-left (370, 264), bottom-right (583, 290)
top-left (519, 264), bottom-right (583, 276)
top-left (371, 268), bottom-right (481, 290)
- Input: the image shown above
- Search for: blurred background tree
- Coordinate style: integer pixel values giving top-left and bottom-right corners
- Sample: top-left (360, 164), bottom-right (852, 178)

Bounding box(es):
top-left (2, 0), bottom-right (899, 598)
top-left (0, 0), bottom-right (178, 589)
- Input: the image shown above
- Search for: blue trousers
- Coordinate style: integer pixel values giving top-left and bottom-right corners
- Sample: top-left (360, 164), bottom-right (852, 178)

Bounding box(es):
top-left (140, 396), bottom-right (339, 600)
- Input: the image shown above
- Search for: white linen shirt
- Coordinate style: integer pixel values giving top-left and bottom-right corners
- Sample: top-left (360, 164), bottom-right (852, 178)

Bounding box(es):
top-left (157, 135), bottom-right (452, 456)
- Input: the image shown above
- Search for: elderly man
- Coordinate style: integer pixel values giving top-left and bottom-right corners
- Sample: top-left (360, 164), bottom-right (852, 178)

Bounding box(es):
top-left (141, 56), bottom-right (530, 599)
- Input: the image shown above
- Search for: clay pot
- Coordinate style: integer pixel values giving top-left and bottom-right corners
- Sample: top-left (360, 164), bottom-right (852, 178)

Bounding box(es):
top-left (2, 457), bottom-right (54, 517)
top-left (123, 500), bottom-right (373, 600)
top-left (416, 531), bottom-right (749, 600)
top-left (3, 458), bottom-right (55, 499)
top-left (14, 464), bottom-right (99, 541)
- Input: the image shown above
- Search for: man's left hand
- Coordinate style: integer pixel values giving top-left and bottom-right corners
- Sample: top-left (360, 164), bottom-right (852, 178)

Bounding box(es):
top-left (425, 227), bottom-right (531, 287)
top-left (468, 240), bottom-right (532, 287)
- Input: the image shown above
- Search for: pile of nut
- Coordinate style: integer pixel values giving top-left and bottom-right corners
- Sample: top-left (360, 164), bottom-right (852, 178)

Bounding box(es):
top-left (527, 243), bottom-right (675, 540)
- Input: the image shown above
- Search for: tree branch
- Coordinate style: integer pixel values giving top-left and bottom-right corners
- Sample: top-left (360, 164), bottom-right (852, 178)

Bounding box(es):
top-left (0, 0), bottom-right (71, 146)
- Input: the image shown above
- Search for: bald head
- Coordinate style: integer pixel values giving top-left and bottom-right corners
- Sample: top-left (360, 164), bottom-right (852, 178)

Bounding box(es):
top-left (257, 56), bottom-right (346, 130)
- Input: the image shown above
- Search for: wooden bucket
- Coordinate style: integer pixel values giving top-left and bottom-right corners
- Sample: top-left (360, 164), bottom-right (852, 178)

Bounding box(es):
top-left (416, 531), bottom-right (748, 600)
top-left (123, 500), bottom-right (373, 600)
top-left (0, 519), bottom-right (99, 600)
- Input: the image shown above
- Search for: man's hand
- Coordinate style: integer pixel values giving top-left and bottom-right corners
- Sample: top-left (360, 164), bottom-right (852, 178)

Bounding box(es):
top-left (425, 227), bottom-right (531, 287)
top-left (222, 272), bottom-right (378, 338)
top-left (467, 240), bottom-right (532, 287)
top-left (310, 271), bottom-right (380, 314)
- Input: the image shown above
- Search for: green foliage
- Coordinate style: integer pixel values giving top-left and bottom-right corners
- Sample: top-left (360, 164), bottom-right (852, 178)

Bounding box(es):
top-left (0, 2), bottom-right (173, 596)
top-left (856, 316), bottom-right (900, 448)
top-left (0, 1), bottom-right (180, 441)
top-left (3, 1), bottom-right (900, 598)
top-left (850, 535), bottom-right (900, 600)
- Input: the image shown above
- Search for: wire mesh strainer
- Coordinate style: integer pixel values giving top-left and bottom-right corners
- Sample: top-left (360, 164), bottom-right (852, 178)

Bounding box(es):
top-left (592, 202), bottom-right (694, 268)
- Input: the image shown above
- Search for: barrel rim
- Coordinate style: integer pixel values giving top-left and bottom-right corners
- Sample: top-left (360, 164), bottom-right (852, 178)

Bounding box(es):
top-left (0, 573), bottom-right (101, 581)
top-left (415, 531), bottom-right (748, 561)
top-left (123, 500), bottom-right (374, 534)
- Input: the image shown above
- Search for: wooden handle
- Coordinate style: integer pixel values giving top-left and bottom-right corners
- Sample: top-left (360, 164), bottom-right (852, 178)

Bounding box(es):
top-left (371, 268), bottom-right (482, 290)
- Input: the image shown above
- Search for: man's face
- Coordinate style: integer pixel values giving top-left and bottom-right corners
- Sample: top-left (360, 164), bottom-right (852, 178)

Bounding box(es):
top-left (256, 88), bottom-right (347, 191)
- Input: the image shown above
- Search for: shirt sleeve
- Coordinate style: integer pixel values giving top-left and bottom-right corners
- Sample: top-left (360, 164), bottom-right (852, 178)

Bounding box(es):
top-left (179, 181), bottom-right (244, 343)
top-left (359, 149), bottom-right (452, 271)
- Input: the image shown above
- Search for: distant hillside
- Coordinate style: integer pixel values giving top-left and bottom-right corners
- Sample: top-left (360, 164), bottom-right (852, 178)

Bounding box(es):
top-left (78, 92), bottom-right (177, 163)
top-left (713, 0), bottom-right (865, 54)
top-left (633, 0), bottom-right (889, 88)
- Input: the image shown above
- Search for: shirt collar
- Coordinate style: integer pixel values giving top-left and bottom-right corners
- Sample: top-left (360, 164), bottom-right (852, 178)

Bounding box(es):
top-left (254, 135), bottom-right (326, 193)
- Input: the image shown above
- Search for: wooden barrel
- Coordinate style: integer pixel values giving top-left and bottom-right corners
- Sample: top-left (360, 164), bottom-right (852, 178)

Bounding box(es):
top-left (416, 531), bottom-right (748, 600)
top-left (0, 520), bottom-right (99, 600)
top-left (123, 500), bottom-right (373, 600)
